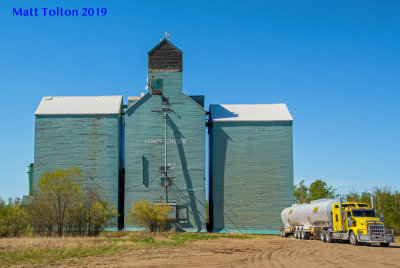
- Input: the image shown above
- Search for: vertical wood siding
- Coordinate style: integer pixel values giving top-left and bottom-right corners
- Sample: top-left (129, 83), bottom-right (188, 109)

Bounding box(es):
top-left (33, 114), bottom-right (122, 229)
top-left (125, 71), bottom-right (206, 232)
top-left (210, 121), bottom-right (293, 234)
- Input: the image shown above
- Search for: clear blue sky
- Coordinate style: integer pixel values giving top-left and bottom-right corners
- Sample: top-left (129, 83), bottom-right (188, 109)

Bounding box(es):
top-left (0, 1), bottom-right (399, 199)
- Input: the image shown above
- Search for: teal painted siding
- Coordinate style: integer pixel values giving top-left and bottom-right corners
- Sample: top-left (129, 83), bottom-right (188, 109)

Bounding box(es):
top-left (210, 121), bottom-right (293, 233)
top-left (33, 114), bottom-right (122, 229)
top-left (124, 72), bottom-right (206, 232)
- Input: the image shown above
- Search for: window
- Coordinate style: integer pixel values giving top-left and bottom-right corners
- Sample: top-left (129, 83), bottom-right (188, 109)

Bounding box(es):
top-left (335, 214), bottom-right (338, 222)
top-left (151, 79), bottom-right (163, 95)
top-left (152, 79), bottom-right (163, 89)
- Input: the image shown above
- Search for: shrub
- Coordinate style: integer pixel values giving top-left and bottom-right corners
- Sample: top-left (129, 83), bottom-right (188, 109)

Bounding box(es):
top-left (129, 200), bottom-right (172, 232)
top-left (0, 199), bottom-right (30, 237)
top-left (29, 167), bottom-right (117, 236)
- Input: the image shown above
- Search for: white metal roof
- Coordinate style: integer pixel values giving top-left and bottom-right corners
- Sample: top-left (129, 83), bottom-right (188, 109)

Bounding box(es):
top-left (210, 104), bottom-right (293, 122)
top-left (35, 96), bottom-right (123, 115)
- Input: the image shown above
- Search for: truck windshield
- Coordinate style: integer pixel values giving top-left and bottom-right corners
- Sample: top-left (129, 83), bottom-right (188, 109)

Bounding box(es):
top-left (352, 210), bottom-right (375, 217)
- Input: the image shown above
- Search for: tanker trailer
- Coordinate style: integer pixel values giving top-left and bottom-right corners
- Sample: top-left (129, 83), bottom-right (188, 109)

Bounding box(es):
top-left (280, 198), bottom-right (394, 246)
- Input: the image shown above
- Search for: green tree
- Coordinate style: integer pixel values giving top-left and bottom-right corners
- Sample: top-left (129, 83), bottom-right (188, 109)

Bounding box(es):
top-left (294, 180), bottom-right (308, 203)
top-left (34, 167), bottom-right (82, 236)
top-left (129, 200), bottom-right (172, 232)
top-left (345, 190), bottom-right (372, 206)
top-left (294, 179), bottom-right (336, 203)
top-left (29, 167), bottom-right (117, 237)
top-left (308, 179), bottom-right (336, 201)
top-left (0, 198), bottom-right (30, 237)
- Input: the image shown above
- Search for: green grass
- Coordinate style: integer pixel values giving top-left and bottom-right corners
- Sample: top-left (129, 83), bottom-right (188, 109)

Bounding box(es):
top-left (0, 232), bottom-right (252, 266)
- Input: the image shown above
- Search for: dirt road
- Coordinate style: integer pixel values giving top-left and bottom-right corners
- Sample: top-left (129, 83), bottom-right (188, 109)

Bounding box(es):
top-left (72, 236), bottom-right (400, 267)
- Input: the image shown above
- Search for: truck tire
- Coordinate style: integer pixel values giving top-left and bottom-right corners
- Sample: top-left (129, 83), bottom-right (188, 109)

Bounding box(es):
top-left (280, 229), bottom-right (287, 238)
top-left (325, 232), bottom-right (332, 243)
top-left (349, 231), bottom-right (358, 246)
top-left (303, 231), bottom-right (310, 240)
top-left (320, 230), bottom-right (326, 242)
top-left (380, 243), bottom-right (390, 247)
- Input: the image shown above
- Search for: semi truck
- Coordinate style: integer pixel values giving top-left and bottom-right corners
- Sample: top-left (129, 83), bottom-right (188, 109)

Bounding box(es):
top-left (280, 197), bottom-right (394, 246)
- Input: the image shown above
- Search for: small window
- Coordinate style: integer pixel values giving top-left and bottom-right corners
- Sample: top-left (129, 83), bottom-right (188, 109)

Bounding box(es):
top-left (152, 79), bottom-right (163, 90)
top-left (335, 214), bottom-right (338, 222)
top-left (335, 205), bottom-right (339, 209)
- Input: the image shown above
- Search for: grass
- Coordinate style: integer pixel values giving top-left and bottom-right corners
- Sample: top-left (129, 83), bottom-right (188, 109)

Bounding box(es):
top-left (0, 232), bottom-right (253, 266)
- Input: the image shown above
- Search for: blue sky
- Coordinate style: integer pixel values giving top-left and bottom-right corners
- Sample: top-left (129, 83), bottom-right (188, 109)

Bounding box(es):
top-left (0, 1), bottom-right (399, 199)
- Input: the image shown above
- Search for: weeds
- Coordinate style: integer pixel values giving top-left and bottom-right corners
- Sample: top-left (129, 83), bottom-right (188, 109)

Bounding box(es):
top-left (0, 232), bottom-right (252, 266)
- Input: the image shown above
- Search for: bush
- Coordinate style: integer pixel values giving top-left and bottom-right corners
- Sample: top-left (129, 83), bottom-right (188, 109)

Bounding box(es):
top-left (129, 200), bottom-right (172, 232)
top-left (29, 167), bottom-right (117, 236)
top-left (0, 198), bottom-right (30, 237)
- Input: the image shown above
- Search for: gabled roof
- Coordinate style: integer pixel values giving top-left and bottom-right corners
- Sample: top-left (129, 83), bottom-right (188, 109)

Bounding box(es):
top-left (148, 38), bottom-right (183, 54)
top-left (210, 104), bottom-right (293, 122)
top-left (35, 96), bottom-right (123, 115)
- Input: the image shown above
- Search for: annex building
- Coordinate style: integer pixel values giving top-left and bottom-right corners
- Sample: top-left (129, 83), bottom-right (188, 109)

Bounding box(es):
top-left (30, 39), bottom-right (293, 233)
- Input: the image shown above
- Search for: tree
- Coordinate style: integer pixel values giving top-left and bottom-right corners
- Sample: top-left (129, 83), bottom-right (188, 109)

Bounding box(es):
top-left (308, 179), bottom-right (336, 201)
top-left (34, 167), bottom-right (82, 236)
top-left (0, 198), bottom-right (30, 237)
top-left (129, 200), bottom-right (172, 232)
top-left (345, 190), bottom-right (372, 206)
top-left (29, 167), bottom-right (117, 236)
top-left (294, 180), bottom-right (308, 203)
top-left (294, 179), bottom-right (336, 203)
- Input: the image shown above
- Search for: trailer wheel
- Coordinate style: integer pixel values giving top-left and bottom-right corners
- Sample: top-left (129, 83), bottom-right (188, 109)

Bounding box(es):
top-left (280, 229), bottom-right (286, 237)
top-left (325, 232), bottom-right (332, 243)
top-left (320, 230), bottom-right (326, 242)
top-left (380, 243), bottom-right (390, 247)
top-left (349, 231), bottom-right (358, 246)
top-left (302, 230), bottom-right (310, 240)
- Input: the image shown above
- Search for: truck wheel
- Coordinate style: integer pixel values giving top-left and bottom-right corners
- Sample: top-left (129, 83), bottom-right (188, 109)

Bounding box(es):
top-left (325, 232), bottom-right (332, 243)
top-left (303, 231), bottom-right (310, 240)
top-left (280, 229), bottom-right (286, 238)
top-left (349, 231), bottom-right (358, 246)
top-left (320, 230), bottom-right (326, 242)
top-left (380, 243), bottom-right (390, 247)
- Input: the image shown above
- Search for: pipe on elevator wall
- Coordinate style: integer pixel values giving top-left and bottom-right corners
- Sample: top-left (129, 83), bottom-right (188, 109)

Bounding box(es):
top-left (26, 163), bottom-right (34, 195)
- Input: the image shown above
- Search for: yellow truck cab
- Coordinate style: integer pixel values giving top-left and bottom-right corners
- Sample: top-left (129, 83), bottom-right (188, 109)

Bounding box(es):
top-left (331, 201), bottom-right (393, 246)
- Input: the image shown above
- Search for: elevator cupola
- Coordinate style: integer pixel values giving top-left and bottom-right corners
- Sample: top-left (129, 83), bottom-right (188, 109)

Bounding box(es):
top-left (148, 38), bottom-right (183, 95)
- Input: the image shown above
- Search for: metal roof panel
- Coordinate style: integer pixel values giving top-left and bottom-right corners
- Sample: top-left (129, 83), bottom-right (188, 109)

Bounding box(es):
top-left (35, 95), bottom-right (123, 115)
top-left (210, 104), bottom-right (293, 122)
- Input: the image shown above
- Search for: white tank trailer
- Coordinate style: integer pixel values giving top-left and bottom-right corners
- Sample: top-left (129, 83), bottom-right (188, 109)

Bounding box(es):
top-left (281, 198), bottom-right (338, 229)
top-left (280, 197), bottom-right (395, 246)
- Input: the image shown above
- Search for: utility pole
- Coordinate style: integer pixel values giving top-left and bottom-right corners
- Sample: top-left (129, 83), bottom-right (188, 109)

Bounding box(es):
top-left (164, 113), bottom-right (168, 203)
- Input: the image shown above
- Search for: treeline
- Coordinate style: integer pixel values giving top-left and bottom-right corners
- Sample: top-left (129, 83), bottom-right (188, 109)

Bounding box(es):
top-left (295, 179), bottom-right (400, 234)
top-left (0, 167), bottom-right (117, 237)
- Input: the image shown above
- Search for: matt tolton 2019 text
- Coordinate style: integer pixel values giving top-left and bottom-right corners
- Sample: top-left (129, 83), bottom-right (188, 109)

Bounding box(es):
top-left (13, 7), bottom-right (108, 17)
